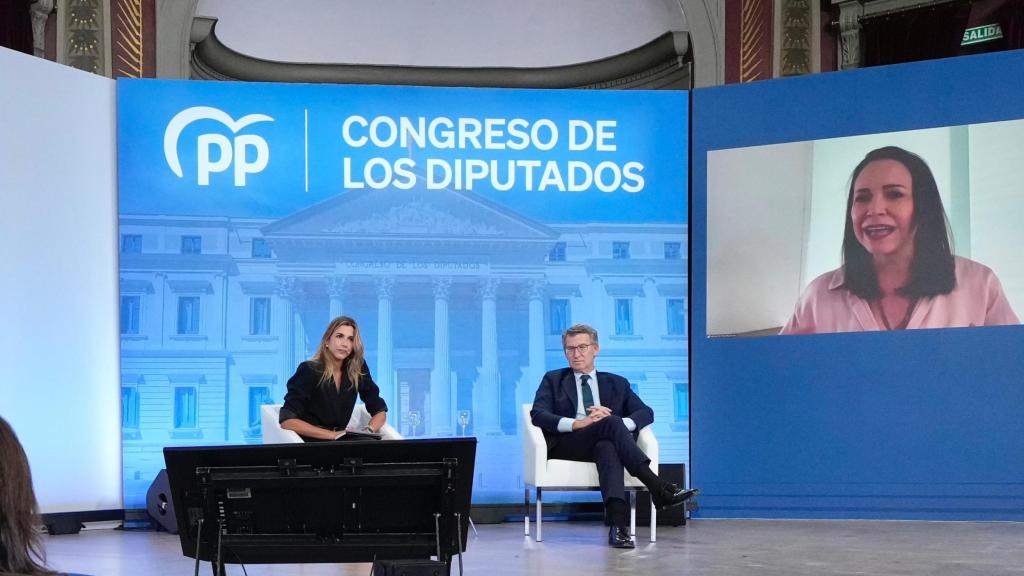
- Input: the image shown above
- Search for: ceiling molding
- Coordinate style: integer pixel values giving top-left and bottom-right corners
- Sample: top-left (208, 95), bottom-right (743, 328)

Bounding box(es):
top-left (190, 16), bottom-right (691, 89)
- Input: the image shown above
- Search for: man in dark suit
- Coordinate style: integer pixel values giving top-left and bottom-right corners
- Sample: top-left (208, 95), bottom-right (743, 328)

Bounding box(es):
top-left (531, 324), bottom-right (698, 548)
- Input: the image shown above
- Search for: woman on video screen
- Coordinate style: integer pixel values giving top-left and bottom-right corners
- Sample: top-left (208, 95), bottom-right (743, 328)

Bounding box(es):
top-left (279, 316), bottom-right (388, 440)
top-left (781, 146), bottom-right (1018, 334)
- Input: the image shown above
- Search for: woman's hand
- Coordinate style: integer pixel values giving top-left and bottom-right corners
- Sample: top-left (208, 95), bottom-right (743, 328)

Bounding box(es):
top-left (367, 410), bottom-right (387, 434)
top-left (281, 418), bottom-right (345, 440)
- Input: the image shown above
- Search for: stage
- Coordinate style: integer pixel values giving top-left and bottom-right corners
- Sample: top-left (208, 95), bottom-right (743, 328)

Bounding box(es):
top-left (44, 518), bottom-right (1024, 575)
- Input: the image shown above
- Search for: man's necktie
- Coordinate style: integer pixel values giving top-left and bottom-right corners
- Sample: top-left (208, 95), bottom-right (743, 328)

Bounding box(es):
top-left (580, 374), bottom-right (594, 412)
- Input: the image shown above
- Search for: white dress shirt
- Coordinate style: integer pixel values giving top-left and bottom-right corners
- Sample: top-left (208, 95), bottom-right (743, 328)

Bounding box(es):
top-left (557, 370), bottom-right (636, 433)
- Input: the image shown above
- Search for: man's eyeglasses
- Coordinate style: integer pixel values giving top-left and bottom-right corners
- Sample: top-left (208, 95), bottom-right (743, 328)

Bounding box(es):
top-left (564, 343), bottom-right (593, 355)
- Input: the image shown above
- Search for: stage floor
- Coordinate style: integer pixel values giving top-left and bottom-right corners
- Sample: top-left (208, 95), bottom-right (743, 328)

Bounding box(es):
top-left (44, 518), bottom-right (1024, 576)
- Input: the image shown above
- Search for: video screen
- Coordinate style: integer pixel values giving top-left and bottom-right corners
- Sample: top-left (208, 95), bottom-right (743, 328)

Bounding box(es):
top-left (706, 119), bottom-right (1024, 337)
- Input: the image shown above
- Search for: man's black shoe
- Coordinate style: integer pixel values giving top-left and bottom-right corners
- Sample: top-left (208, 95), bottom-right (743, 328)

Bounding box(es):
top-left (651, 484), bottom-right (699, 511)
top-left (608, 526), bottom-right (635, 549)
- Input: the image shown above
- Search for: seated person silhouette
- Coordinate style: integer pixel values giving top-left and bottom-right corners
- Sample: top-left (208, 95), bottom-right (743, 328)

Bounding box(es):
top-left (531, 324), bottom-right (698, 548)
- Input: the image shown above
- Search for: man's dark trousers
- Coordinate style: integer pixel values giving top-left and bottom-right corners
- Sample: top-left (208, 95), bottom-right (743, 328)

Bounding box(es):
top-left (547, 415), bottom-right (649, 502)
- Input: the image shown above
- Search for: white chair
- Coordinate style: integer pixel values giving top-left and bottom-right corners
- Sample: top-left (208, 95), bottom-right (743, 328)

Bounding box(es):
top-left (520, 403), bottom-right (659, 542)
top-left (260, 403), bottom-right (402, 443)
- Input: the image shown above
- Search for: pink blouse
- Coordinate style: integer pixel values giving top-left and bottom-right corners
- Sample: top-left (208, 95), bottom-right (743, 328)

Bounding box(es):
top-left (780, 256), bottom-right (1019, 334)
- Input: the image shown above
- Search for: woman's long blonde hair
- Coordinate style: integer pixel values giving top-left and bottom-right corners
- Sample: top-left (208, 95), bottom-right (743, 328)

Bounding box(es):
top-left (310, 316), bottom-right (366, 389)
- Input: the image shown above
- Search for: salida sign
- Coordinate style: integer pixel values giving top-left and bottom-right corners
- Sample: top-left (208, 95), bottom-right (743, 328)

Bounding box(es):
top-left (962, 24), bottom-right (1004, 46)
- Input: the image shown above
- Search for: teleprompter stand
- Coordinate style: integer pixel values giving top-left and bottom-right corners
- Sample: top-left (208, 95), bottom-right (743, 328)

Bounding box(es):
top-left (163, 438), bottom-right (476, 576)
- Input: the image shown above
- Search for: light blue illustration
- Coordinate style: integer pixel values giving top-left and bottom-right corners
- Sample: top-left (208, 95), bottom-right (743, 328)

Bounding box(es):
top-left (117, 79), bottom-right (689, 507)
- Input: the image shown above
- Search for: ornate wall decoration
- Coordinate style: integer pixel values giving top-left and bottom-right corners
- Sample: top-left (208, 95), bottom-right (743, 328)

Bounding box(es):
top-left (836, 1), bottom-right (864, 70)
top-left (780, 0), bottom-right (812, 76)
top-left (64, 0), bottom-right (103, 74)
top-left (112, 0), bottom-right (155, 78)
top-left (726, 0), bottom-right (773, 83)
top-left (30, 0), bottom-right (56, 58)
top-left (740, 0), bottom-right (772, 81)
top-left (325, 203), bottom-right (503, 236)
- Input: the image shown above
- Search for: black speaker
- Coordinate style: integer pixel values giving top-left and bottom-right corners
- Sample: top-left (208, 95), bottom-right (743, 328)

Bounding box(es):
top-left (636, 463), bottom-right (688, 526)
top-left (44, 515), bottom-right (83, 535)
top-left (146, 469), bottom-right (178, 534)
top-left (372, 559), bottom-right (448, 576)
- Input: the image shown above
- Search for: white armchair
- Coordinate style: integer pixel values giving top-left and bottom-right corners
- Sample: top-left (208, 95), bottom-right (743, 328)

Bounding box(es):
top-left (260, 403), bottom-right (402, 443)
top-left (521, 403), bottom-right (659, 542)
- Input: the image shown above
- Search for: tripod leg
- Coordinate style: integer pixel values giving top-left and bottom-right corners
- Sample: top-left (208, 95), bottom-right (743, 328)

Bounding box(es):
top-left (433, 512), bottom-right (442, 560)
top-left (193, 519), bottom-right (203, 576)
top-left (455, 512), bottom-right (464, 576)
top-left (212, 520), bottom-right (225, 576)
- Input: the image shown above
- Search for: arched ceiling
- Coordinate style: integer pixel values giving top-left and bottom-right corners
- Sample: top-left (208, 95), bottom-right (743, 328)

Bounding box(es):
top-left (195, 0), bottom-right (688, 68)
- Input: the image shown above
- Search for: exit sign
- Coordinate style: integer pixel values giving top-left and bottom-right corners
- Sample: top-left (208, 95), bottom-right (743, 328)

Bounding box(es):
top-left (962, 24), bottom-right (1004, 46)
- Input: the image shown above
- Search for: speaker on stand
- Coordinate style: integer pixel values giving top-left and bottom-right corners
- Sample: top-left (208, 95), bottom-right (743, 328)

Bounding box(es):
top-left (636, 463), bottom-right (691, 526)
top-left (146, 469), bottom-right (179, 534)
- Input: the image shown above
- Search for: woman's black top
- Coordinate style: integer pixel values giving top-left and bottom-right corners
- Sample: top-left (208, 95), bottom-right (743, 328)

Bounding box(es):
top-left (279, 361), bottom-right (388, 440)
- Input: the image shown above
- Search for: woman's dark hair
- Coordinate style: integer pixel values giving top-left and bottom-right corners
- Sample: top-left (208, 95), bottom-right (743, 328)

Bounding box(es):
top-left (0, 417), bottom-right (55, 575)
top-left (841, 146), bottom-right (956, 300)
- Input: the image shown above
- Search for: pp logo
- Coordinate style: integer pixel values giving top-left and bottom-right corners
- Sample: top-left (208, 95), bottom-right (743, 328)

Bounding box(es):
top-left (164, 106), bottom-right (274, 186)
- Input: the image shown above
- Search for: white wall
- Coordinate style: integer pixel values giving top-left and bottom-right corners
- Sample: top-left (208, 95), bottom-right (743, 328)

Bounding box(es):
top-left (196, 0), bottom-right (686, 67)
top-left (0, 47), bottom-right (121, 513)
top-left (967, 119), bottom-right (1024, 315)
top-left (707, 141), bottom-right (811, 335)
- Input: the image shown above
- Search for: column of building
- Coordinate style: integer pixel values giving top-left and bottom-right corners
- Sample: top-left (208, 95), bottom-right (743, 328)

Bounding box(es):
top-left (430, 276), bottom-right (454, 436)
top-left (155, 272), bottom-right (167, 346)
top-left (292, 283), bottom-right (307, 363)
top-left (327, 275), bottom-right (346, 320)
top-left (275, 276), bottom-right (299, 398)
top-left (375, 276), bottom-right (396, 417)
top-left (517, 279), bottom-right (546, 411)
top-left (473, 277), bottom-right (501, 434)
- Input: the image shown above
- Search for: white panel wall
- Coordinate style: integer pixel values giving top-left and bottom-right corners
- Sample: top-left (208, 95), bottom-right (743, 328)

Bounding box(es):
top-left (0, 47), bottom-right (121, 513)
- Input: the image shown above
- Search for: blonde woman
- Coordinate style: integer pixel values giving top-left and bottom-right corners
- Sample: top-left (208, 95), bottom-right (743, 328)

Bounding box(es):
top-left (280, 316), bottom-right (388, 441)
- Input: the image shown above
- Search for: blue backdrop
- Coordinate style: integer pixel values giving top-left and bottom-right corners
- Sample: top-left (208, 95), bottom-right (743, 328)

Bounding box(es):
top-left (116, 80), bottom-right (689, 508)
top-left (691, 50), bottom-right (1024, 520)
